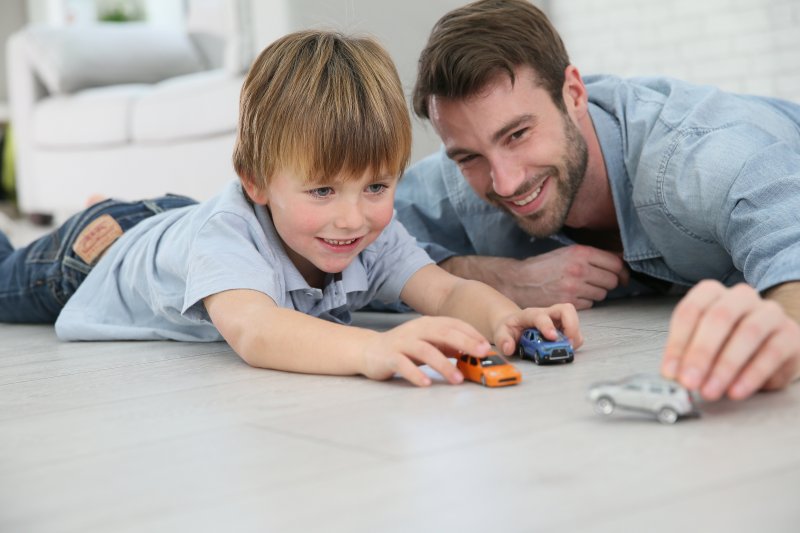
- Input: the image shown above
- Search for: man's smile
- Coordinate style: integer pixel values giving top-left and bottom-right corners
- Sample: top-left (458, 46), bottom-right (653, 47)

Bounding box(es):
top-left (511, 181), bottom-right (544, 206)
top-left (498, 175), bottom-right (551, 216)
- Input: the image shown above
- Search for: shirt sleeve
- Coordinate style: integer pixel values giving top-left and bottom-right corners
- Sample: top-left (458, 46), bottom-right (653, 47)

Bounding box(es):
top-left (664, 122), bottom-right (800, 292)
top-left (182, 211), bottom-right (284, 319)
top-left (720, 138), bottom-right (800, 292)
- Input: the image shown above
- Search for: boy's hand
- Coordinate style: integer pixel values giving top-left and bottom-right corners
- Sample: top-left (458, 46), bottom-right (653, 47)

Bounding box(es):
top-left (491, 303), bottom-right (582, 356)
top-left (661, 281), bottom-right (800, 401)
top-left (360, 316), bottom-right (492, 386)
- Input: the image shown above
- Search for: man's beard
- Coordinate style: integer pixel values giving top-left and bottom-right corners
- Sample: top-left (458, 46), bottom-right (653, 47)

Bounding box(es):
top-left (487, 113), bottom-right (588, 239)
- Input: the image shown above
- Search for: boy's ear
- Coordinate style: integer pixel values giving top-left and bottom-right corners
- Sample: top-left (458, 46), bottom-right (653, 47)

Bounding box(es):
top-left (241, 176), bottom-right (269, 205)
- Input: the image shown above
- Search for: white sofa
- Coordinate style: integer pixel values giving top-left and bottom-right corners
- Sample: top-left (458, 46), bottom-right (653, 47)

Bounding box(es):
top-left (6, 0), bottom-right (255, 220)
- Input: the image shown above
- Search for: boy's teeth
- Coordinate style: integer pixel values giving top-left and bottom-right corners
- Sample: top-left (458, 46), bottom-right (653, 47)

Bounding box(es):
top-left (324, 238), bottom-right (356, 245)
top-left (512, 184), bottom-right (543, 206)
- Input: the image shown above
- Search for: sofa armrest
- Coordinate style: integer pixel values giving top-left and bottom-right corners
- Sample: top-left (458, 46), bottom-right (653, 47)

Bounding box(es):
top-left (6, 31), bottom-right (48, 184)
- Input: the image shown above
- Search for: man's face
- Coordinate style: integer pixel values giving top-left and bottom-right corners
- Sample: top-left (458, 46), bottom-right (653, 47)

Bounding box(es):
top-left (429, 66), bottom-right (588, 238)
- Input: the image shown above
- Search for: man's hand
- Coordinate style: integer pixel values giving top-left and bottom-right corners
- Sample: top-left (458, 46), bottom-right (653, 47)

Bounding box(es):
top-left (661, 280), bottom-right (800, 400)
top-left (441, 245), bottom-right (629, 309)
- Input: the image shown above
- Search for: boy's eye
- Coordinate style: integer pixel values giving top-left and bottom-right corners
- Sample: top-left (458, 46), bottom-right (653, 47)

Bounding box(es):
top-left (309, 187), bottom-right (333, 198)
top-left (366, 183), bottom-right (388, 194)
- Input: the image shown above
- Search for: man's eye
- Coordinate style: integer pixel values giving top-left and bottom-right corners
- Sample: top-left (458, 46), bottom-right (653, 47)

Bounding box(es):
top-left (309, 187), bottom-right (333, 198)
top-left (510, 128), bottom-right (527, 141)
top-left (457, 154), bottom-right (477, 165)
top-left (366, 183), bottom-right (388, 194)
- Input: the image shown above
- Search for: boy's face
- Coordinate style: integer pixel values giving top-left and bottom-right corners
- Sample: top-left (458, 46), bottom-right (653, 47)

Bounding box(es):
top-left (253, 168), bottom-right (399, 286)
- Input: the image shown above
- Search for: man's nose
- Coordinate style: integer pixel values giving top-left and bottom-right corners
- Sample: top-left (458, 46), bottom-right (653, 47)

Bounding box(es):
top-left (489, 158), bottom-right (525, 197)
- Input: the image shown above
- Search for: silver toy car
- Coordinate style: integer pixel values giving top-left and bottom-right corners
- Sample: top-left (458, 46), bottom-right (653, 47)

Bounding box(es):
top-left (588, 373), bottom-right (700, 424)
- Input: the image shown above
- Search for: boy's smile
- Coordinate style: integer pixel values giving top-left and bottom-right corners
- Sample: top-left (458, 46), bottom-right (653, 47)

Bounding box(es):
top-left (247, 168), bottom-right (397, 288)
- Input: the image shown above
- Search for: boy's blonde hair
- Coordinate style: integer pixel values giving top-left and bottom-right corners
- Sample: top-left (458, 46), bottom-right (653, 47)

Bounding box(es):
top-left (233, 30), bottom-right (411, 191)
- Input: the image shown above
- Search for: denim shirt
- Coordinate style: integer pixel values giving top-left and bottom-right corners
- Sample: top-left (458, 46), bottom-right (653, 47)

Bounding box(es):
top-left (395, 75), bottom-right (800, 293)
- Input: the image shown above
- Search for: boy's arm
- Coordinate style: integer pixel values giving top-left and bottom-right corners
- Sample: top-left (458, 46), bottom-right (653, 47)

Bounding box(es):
top-left (401, 264), bottom-right (582, 355)
top-left (203, 288), bottom-right (491, 386)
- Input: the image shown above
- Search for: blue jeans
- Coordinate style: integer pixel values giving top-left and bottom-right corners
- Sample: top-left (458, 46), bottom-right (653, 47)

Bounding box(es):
top-left (0, 195), bottom-right (197, 323)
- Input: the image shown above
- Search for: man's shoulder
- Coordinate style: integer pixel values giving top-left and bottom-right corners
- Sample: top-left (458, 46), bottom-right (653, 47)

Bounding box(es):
top-left (587, 74), bottom-right (800, 133)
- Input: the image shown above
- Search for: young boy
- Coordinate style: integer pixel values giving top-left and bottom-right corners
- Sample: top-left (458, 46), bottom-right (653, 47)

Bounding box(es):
top-left (0, 30), bottom-right (581, 386)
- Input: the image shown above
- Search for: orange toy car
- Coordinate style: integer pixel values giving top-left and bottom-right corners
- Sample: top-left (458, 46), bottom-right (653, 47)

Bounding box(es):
top-left (456, 351), bottom-right (522, 387)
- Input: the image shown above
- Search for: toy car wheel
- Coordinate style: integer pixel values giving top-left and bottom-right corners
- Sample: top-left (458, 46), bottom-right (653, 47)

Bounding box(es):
top-left (533, 352), bottom-right (540, 365)
top-left (657, 407), bottom-right (679, 424)
top-left (595, 396), bottom-right (615, 415)
top-left (517, 345), bottom-right (525, 358)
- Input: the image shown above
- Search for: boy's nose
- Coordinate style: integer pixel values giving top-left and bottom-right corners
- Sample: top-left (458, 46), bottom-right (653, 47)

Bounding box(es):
top-left (333, 201), bottom-right (365, 229)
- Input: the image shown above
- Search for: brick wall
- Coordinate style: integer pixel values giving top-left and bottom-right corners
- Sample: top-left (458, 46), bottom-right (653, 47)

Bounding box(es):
top-left (548, 0), bottom-right (800, 102)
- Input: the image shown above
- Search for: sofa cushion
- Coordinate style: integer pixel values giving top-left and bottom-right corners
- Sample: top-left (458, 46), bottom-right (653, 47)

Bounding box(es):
top-left (24, 23), bottom-right (206, 94)
top-left (131, 70), bottom-right (242, 143)
top-left (32, 84), bottom-right (148, 147)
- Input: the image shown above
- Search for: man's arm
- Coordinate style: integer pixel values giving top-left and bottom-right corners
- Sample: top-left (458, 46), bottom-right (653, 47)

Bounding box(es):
top-left (661, 280), bottom-right (800, 400)
top-left (440, 245), bottom-right (630, 310)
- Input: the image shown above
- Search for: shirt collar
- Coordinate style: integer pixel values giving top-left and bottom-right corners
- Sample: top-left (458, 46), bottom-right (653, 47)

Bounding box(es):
top-left (588, 101), bottom-right (663, 262)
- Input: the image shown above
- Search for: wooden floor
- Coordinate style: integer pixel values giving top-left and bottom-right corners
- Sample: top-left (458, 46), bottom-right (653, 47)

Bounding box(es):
top-left (1, 297), bottom-right (798, 533)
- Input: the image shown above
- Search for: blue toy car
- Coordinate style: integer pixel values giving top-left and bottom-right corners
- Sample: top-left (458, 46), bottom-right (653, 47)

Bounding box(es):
top-left (517, 328), bottom-right (574, 365)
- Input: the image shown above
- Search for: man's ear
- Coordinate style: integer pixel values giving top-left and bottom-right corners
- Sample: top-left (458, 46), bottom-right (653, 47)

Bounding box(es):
top-left (562, 65), bottom-right (588, 119)
top-left (241, 175), bottom-right (269, 205)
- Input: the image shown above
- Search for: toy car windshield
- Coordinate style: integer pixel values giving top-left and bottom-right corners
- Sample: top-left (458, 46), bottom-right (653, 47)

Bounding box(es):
top-left (480, 356), bottom-right (506, 367)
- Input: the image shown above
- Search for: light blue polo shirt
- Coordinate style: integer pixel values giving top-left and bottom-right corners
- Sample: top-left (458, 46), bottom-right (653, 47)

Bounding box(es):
top-left (55, 180), bottom-right (433, 341)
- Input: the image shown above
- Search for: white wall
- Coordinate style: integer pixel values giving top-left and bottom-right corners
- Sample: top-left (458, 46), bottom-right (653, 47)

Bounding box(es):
top-left (549, 0), bottom-right (800, 102)
top-left (262, 0), bottom-right (799, 163)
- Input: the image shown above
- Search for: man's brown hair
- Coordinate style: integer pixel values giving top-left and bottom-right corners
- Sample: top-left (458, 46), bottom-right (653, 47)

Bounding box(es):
top-left (413, 0), bottom-right (570, 118)
top-left (233, 30), bottom-right (411, 191)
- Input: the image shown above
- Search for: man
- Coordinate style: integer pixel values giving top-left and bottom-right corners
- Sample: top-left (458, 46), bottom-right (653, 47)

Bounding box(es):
top-left (395, 0), bottom-right (800, 400)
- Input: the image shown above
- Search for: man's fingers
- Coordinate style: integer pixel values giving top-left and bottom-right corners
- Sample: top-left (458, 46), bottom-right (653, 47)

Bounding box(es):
top-left (727, 326), bottom-right (797, 399)
top-left (583, 246), bottom-right (625, 274)
top-left (585, 268), bottom-right (621, 291)
top-left (661, 280), bottom-right (726, 380)
top-left (617, 264), bottom-right (631, 286)
top-left (700, 299), bottom-right (785, 400)
top-left (763, 355), bottom-right (800, 391)
top-left (678, 284), bottom-right (760, 390)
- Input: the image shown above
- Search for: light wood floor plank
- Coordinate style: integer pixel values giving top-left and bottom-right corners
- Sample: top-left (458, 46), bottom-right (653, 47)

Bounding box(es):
top-left (1, 296), bottom-right (797, 532)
